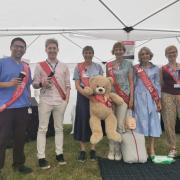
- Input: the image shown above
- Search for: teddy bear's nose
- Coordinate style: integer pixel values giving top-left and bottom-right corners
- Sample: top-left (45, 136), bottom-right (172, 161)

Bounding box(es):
top-left (99, 88), bottom-right (103, 92)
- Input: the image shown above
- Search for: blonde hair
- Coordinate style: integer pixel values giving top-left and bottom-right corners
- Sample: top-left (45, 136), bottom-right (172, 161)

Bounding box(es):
top-left (112, 42), bottom-right (126, 55)
top-left (165, 45), bottom-right (178, 56)
top-left (138, 47), bottom-right (153, 61)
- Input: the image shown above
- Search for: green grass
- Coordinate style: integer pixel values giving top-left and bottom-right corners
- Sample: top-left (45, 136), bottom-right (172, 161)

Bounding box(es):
top-left (2, 125), bottom-right (180, 180)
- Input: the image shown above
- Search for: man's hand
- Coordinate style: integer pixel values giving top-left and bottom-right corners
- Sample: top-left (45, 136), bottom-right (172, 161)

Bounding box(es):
top-left (9, 78), bottom-right (21, 87)
top-left (42, 77), bottom-right (52, 88)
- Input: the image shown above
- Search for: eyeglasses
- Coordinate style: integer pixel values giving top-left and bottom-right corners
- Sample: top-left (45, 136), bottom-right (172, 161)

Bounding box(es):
top-left (83, 52), bottom-right (94, 55)
top-left (167, 51), bottom-right (177, 54)
top-left (141, 53), bottom-right (150, 56)
top-left (12, 44), bottom-right (26, 50)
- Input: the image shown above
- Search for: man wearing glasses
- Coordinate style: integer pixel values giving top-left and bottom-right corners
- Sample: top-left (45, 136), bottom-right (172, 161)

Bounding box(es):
top-left (0, 38), bottom-right (32, 178)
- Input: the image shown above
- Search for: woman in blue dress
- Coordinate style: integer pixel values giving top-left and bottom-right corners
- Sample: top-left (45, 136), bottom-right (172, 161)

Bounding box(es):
top-left (133, 47), bottom-right (162, 157)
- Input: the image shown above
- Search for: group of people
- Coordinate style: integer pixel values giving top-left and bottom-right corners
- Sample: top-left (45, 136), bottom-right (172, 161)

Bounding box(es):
top-left (73, 42), bottom-right (180, 162)
top-left (0, 37), bottom-right (179, 177)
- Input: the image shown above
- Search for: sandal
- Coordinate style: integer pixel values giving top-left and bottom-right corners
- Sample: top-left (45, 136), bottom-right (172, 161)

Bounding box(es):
top-left (168, 148), bottom-right (177, 158)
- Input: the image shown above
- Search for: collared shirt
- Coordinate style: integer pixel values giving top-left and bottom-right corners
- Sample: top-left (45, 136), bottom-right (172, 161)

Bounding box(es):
top-left (0, 57), bottom-right (32, 108)
top-left (33, 60), bottom-right (71, 105)
top-left (134, 63), bottom-right (161, 98)
top-left (73, 62), bottom-right (104, 86)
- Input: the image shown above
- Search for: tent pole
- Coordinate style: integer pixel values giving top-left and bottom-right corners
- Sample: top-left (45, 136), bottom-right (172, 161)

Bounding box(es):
top-left (27, 35), bottom-right (41, 49)
top-left (60, 34), bottom-right (103, 63)
top-left (132, 0), bottom-right (180, 27)
top-left (176, 37), bottom-right (180, 45)
top-left (98, 0), bottom-right (127, 27)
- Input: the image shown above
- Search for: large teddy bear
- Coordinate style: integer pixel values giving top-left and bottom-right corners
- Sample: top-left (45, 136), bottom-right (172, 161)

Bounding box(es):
top-left (82, 75), bottom-right (124, 144)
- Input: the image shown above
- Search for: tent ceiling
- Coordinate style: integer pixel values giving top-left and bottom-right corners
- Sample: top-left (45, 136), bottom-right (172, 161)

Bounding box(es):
top-left (0, 0), bottom-right (180, 64)
top-left (0, 0), bottom-right (180, 41)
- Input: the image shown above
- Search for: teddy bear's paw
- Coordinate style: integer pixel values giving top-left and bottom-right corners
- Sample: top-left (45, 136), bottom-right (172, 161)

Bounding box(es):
top-left (117, 97), bottom-right (125, 105)
top-left (83, 87), bottom-right (93, 96)
top-left (110, 133), bottom-right (122, 143)
top-left (117, 100), bottom-right (124, 105)
top-left (90, 134), bottom-right (103, 144)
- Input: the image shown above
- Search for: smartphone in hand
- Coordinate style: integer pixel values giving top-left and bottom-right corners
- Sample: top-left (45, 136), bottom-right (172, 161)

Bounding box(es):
top-left (48, 71), bottom-right (54, 78)
top-left (18, 71), bottom-right (26, 81)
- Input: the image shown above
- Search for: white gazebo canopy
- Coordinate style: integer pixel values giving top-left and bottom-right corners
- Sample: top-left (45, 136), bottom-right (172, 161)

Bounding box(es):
top-left (0, 0), bottom-right (180, 64)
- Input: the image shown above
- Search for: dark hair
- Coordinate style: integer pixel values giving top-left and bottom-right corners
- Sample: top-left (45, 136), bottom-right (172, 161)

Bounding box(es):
top-left (112, 42), bottom-right (126, 55)
top-left (82, 46), bottom-right (94, 54)
top-left (10, 37), bottom-right (26, 48)
top-left (45, 38), bottom-right (58, 48)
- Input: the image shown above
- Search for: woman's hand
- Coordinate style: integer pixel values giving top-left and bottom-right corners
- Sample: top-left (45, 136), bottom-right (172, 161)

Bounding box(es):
top-left (128, 98), bottom-right (134, 109)
top-left (126, 116), bottom-right (136, 130)
top-left (157, 101), bottom-right (162, 112)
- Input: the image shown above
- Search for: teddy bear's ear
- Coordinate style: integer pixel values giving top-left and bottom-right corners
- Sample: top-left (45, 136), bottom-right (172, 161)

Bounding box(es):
top-left (89, 77), bottom-right (96, 85)
top-left (107, 77), bottom-right (114, 85)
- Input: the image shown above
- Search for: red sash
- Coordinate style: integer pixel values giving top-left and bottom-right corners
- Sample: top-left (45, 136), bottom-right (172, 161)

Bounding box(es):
top-left (0, 63), bottom-right (29, 112)
top-left (40, 61), bottom-right (66, 100)
top-left (134, 64), bottom-right (160, 106)
top-left (106, 61), bottom-right (130, 105)
top-left (162, 64), bottom-right (180, 84)
top-left (92, 95), bottom-right (112, 108)
top-left (78, 62), bottom-right (89, 87)
top-left (131, 130), bottom-right (140, 162)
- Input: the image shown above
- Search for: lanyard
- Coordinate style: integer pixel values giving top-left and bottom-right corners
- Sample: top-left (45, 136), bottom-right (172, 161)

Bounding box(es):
top-left (168, 63), bottom-right (179, 81)
top-left (46, 60), bottom-right (58, 73)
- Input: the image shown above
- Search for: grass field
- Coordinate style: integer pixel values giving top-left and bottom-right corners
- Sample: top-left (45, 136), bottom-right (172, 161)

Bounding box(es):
top-left (2, 125), bottom-right (180, 180)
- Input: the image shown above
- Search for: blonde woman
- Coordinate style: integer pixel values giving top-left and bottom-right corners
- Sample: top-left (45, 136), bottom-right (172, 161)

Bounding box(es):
top-left (161, 45), bottom-right (180, 158)
top-left (133, 47), bottom-right (161, 158)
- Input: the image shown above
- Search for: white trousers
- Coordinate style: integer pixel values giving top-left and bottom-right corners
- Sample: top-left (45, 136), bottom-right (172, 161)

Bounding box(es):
top-left (109, 102), bottom-right (129, 154)
top-left (37, 101), bottom-right (67, 159)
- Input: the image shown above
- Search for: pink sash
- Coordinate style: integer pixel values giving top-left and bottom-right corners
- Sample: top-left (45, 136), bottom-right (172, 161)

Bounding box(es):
top-left (134, 64), bottom-right (160, 107)
top-left (0, 63), bottom-right (29, 112)
top-left (106, 61), bottom-right (130, 105)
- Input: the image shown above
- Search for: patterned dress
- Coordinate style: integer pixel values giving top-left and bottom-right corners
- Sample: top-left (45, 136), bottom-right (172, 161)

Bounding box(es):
top-left (133, 63), bottom-right (162, 137)
top-left (110, 59), bottom-right (132, 96)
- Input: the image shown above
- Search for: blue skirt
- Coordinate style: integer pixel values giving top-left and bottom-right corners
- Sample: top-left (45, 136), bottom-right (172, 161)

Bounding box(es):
top-left (74, 92), bottom-right (91, 142)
